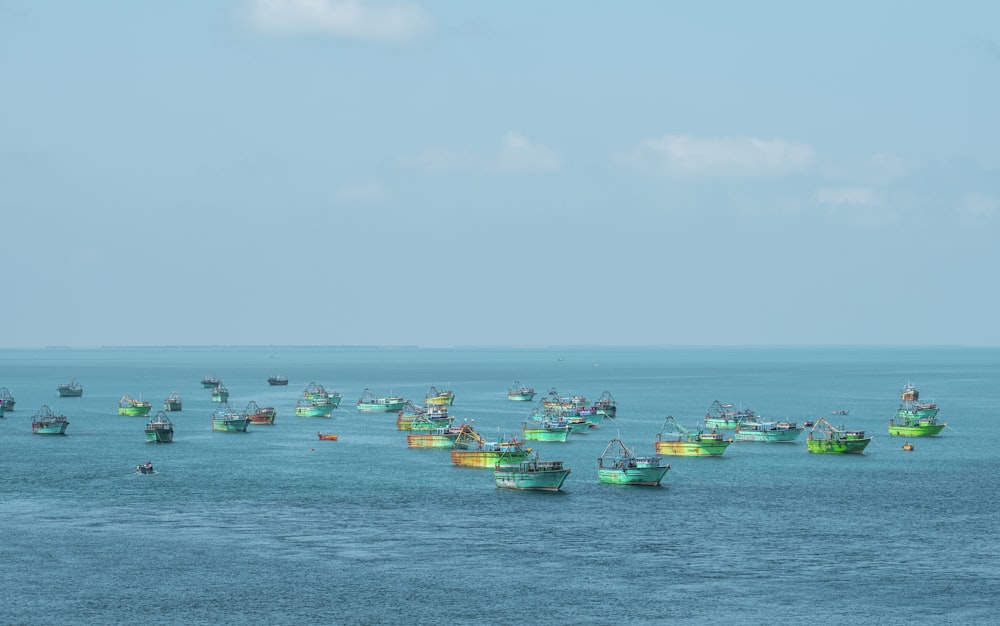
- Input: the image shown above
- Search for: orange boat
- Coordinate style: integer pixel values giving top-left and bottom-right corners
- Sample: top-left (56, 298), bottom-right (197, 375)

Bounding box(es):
top-left (317, 432), bottom-right (338, 441)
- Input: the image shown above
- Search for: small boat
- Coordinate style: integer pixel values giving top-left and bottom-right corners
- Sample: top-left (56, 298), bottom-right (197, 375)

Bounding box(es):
top-left (118, 394), bottom-right (153, 416)
top-left (902, 442), bottom-right (915, 451)
top-left (594, 391), bottom-right (617, 419)
top-left (163, 392), bottom-right (183, 412)
top-left (806, 417), bottom-right (872, 454)
top-left (210, 383), bottom-right (229, 403)
top-left (295, 399), bottom-right (333, 418)
top-left (317, 432), bottom-right (338, 441)
top-left (135, 461), bottom-right (157, 475)
top-left (268, 375), bottom-right (289, 386)
top-left (831, 409), bottom-right (849, 416)
top-left (889, 383), bottom-right (945, 436)
top-left (145, 411), bottom-right (174, 443)
top-left (597, 438), bottom-right (669, 486)
top-left (245, 400), bottom-right (277, 424)
top-left (32, 405), bottom-right (69, 435)
top-left (425, 386), bottom-right (456, 406)
top-left (704, 400), bottom-right (754, 430)
top-left (211, 404), bottom-right (251, 432)
top-left (0, 387), bottom-right (16, 411)
top-left (507, 381), bottom-right (536, 402)
top-left (734, 417), bottom-right (804, 443)
top-left (201, 374), bottom-right (220, 388)
top-left (407, 423), bottom-right (476, 449)
top-left (521, 420), bottom-right (572, 442)
top-left (450, 429), bottom-right (530, 468)
top-left (655, 415), bottom-right (732, 456)
top-left (56, 379), bottom-right (83, 397)
top-left (494, 452), bottom-right (571, 491)
top-left (357, 388), bottom-right (406, 412)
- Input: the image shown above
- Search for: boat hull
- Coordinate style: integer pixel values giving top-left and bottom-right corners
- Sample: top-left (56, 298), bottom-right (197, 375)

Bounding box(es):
top-left (295, 406), bottom-right (332, 418)
top-left (807, 438), bottom-right (871, 454)
top-left (654, 439), bottom-right (731, 457)
top-left (212, 418), bottom-right (251, 432)
top-left (357, 399), bottom-right (406, 412)
top-left (211, 393), bottom-right (229, 403)
top-left (118, 405), bottom-right (152, 416)
top-left (57, 388), bottom-right (83, 397)
top-left (407, 433), bottom-right (462, 448)
top-left (145, 428), bottom-right (174, 443)
top-left (494, 466), bottom-right (570, 491)
top-left (888, 421), bottom-right (945, 437)
top-left (522, 427), bottom-right (572, 442)
top-left (734, 428), bottom-right (803, 443)
top-left (598, 466), bottom-right (668, 486)
top-left (508, 393), bottom-right (536, 402)
top-left (248, 412), bottom-right (276, 424)
top-left (425, 394), bottom-right (455, 406)
top-left (450, 449), bottom-right (530, 468)
top-left (32, 421), bottom-right (69, 435)
top-left (163, 402), bottom-right (182, 412)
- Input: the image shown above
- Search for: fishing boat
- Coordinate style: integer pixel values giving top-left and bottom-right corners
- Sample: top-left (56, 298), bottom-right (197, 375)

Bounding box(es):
top-left (317, 432), bottom-right (338, 441)
top-left (522, 420), bottom-right (572, 442)
top-left (145, 411), bottom-right (174, 443)
top-left (56, 379), bottom-right (83, 397)
top-left (597, 438), bottom-right (669, 486)
top-left (32, 405), bottom-right (69, 435)
top-left (806, 417), bottom-right (871, 454)
top-left (0, 387), bottom-right (16, 411)
top-left (211, 404), bottom-right (251, 432)
top-left (118, 394), bottom-right (153, 416)
top-left (302, 383), bottom-right (342, 409)
top-left (507, 381), bottom-right (536, 402)
top-left (704, 400), bottom-right (754, 430)
top-left (163, 392), bottom-right (183, 412)
top-left (450, 429), bottom-right (530, 468)
top-left (654, 415), bottom-right (732, 456)
top-left (542, 389), bottom-right (588, 412)
top-left (831, 409), bottom-right (849, 415)
top-left (398, 406), bottom-right (452, 431)
top-left (357, 388), bottom-right (406, 412)
top-left (407, 423), bottom-right (476, 449)
top-left (135, 461), bottom-right (157, 475)
top-left (425, 386), bottom-right (455, 406)
top-left (210, 383), bottom-right (229, 403)
top-left (267, 375), bottom-right (289, 386)
top-left (734, 417), bottom-right (804, 443)
top-left (201, 374), bottom-right (220, 388)
top-left (494, 452), bottom-right (571, 491)
top-left (295, 399), bottom-right (333, 418)
top-left (244, 401), bottom-right (277, 424)
top-left (594, 391), bottom-right (617, 419)
top-left (889, 384), bottom-right (945, 436)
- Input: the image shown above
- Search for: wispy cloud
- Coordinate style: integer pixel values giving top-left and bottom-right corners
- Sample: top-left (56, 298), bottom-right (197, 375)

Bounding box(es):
top-left (622, 134), bottom-right (815, 179)
top-left (495, 132), bottom-right (562, 173)
top-left (958, 192), bottom-right (999, 224)
top-left (406, 132), bottom-right (563, 174)
top-left (815, 187), bottom-right (882, 207)
top-left (247, 0), bottom-right (430, 43)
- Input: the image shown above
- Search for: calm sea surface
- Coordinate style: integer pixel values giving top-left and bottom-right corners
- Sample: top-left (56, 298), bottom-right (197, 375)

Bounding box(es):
top-left (1, 346), bottom-right (998, 625)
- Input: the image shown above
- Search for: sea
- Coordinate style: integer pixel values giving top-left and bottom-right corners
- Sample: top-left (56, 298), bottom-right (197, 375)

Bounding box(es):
top-left (1, 345), bottom-right (998, 625)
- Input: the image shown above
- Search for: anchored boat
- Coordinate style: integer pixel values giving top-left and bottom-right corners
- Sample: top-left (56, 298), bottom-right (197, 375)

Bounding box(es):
top-left (522, 420), bottom-right (573, 442)
top-left (450, 429), bottom-right (530, 468)
top-left (655, 415), bottom-right (732, 456)
top-left (317, 432), bottom-right (338, 441)
top-left (135, 461), bottom-right (157, 475)
top-left (211, 404), bottom-right (251, 432)
top-left (507, 381), bottom-right (536, 402)
top-left (245, 401), bottom-right (277, 424)
top-left (407, 423), bottom-right (476, 449)
top-left (807, 417), bottom-right (871, 454)
top-left (889, 384), bottom-right (945, 437)
top-left (425, 386), bottom-right (455, 406)
top-left (56, 379), bottom-right (83, 397)
top-left (118, 394), bottom-right (153, 416)
top-left (0, 387), bottom-right (16, 411)
top-left (201, 374), bottom-right (220, 388)
top-left (267, 375), bottom-right (289, 386)
top-left (163, 392), bottom-right (183, 412)
top-left (357, 388), bottom-right (406, 412)
top-left (303, 382), bottom-right (342, 408)
top-left (295, 399), bottom-right (333, 418)
top-left (704, 400), bottom-right (754, 430)
top-left (32, 405), bottom-right (69, 435)
top-left (145, 411), bottom-right (174, 443)
top-left (494, 451), bottom-right (571, 491)
top-left (598, 438), bottom-right (669, 486)
top-left (210, 383), bottom-right (229, 403)
top-left (734, 417), bottom-right (804, 443)
top-left (594, 391), bottom-right (617, 419)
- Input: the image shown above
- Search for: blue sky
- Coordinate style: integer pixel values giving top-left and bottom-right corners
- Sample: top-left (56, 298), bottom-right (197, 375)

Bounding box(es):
top-left (2, 1), bottom-right (998, 347)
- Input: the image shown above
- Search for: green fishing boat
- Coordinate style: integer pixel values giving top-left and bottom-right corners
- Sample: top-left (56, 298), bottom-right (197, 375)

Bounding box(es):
top-left (407, 423), bottom-right (475, 449)
top-left (703, 400), bottom-right (754, 430)
top-left (56, 379), bottom-right (83, 397)
top-left (654, 415), bottom-right (732, 456)
top-left (145, 411), bottom-right (174, 443)
top-left (357, 388), bottom-right (406, 412)
top-left (425, 386), bottom-right (455, 406)
top-left (163, 392), bottom-right (182, 412)
top-left (807, 417), bottom-right (871, 454)
top-left (522, 420), bottom-right (572, 442)
top-left (118, 394), bottom-right (153, 416)
top-left (295, 399), bottom-right (333, 418)
top-left (507, 381), bottom-right (536, 402)
top-left (211, 404), bottom-right (251, 432)
top-left (494, 451), bottom-right (571, 491)
top-left (450, 429), bottom-right (530, 468)
top-left (303, 382), bottom-right (341, 407)
top-left (32, 405), bottom-right (69, 435)
top-left (889, 384), bottom-right (945, 436)
top-left (210, 383), bottom-right (229, 403)
top-left (598, 438), bottom-right (669, 486)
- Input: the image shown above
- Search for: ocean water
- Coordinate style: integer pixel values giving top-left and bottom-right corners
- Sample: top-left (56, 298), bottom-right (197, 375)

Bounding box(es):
top-left (1, 346), bottom-right (998, 625)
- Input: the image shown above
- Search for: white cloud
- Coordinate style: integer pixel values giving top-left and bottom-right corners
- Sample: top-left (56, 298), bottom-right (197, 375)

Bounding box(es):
top-left (248, 0), bottom-right (430, 43)
top-left (495, 132), bottom-right (562, 173)
top-left (958, 192), bottom-right (998, 223)
top-left (623, 134), bottom-right (815, 179)
top-left (815, 187), bottom-right (881, 207)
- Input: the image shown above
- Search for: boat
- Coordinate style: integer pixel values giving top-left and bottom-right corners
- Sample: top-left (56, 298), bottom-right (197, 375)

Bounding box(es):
top-left (211, 404), bottom-right (251, 432)
top-left (268, 375), bottom-right (289, 386)
top-left (594, 391), bottom-right (617, 419)
top-left (542, 388), bottom-right (588, 412)
top-left (507, 381), bottom-right (536, 402)
top-left (494, 451), bottom-right (571, 491)
top-left (32, 405), bottom-right (69, 435)
top-left (831, 409), bottom-right (849, 415)
top-left (889, 384), bottom-right (945, 436)
top-left (654, 415), bottom-right (732, 456)
top-left (245, 401), bottom-right (277, 424)
top-left (0, 387), bottom-right (16, 411)
top-left (704, 400), bottom-right (754, 430)
top-left (56, 379), bottom-right (83, 397)
top-left (450, 429), bottom-right (530, 468)
top-left (407, 423), bottom-right (476, 449)
top-left (734, 417), bottom-right (804, 443)
top-left (597, 438), bottom-right (669, 486)
top-left (902, 442), bottom-right (915, 451)
top-left (163, 392), bottom-right (182, 412)
top-left (210, 383), bottom-right (229, 403)
top-left (201, 374), bottom-right (220, 388)
top-left (356, 388), bottom-right (406, 412)
top-left (424, 386), bottom-right (455, 406)
top-left (521, 420), bottom-right (572, 442)
top-left (806, 417), bottom-right (872, 454)
top-left (118, 394), bottom-right (153, 416)
top-left (397, 405), bottom-right (452, 431)
top-left (135, 461), bottom-right (157, 475)
top-left (145, 411), bottom-right (174, 443)
top-left (295, 399), bottom-right (333, 418)
top-left (317, 432), bottom-right (339, 441)
top-left (303, 382), bottom-right (342, 407)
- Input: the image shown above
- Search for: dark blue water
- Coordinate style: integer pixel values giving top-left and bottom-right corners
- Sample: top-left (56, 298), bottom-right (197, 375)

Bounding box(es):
top-left (1, 346), bottom-right (998, 624)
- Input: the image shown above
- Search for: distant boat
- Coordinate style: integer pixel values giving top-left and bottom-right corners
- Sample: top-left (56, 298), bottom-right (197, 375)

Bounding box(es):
top-left (507, 381), bottom-right (536, 402)
top-left (317, 432), bottom-right (339, 441)
top-left (56, 379), bottom-right (83, 397)
top-left (201, 374), bottom-right (220, 388)
top-left (32, 405), bottom-right (69, 435)
top-left (655, 415), bottom-right (733, 457)
top-left (211, 404), bottom-right (251, 432)
top-left (494, 451), bottom-right (571, 491)
top-left (594, 391), bottom-right (617, 419)
top-left (424, 386), bottom-right (455, 406)
top-left (703, 400), bottom-right (754, 430)
top-left (135, 461), bottom-right (157, 475)
top-left (357, 388), bottom-right (406, 412)
top-left (210, 383), bottom-right (229, 403)
top-left (145, 411), bottom-right (174, 443)
top-left (267, 375), bottom-right (289, 386)
top-left (118, 394), bottom-right (153, 416)
top-left (734, 417), bottom-right (805, 443)
top-left (889, 383), bottom-right (945, 437)
top-left (806, 418), bottom-right (871, 454)
top-left (831, 409), bottom-right (849, 416)
top-left (245, 401), bottom-right (277, 425)
top-left (597, 438), bottom-right (669, 486)
top-left (0, 387), bottom-right (16, 411)
top-left (163, 392), bottom-right (183, 412)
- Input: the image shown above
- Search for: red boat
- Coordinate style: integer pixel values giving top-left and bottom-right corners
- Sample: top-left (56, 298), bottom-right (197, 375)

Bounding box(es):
top-left (317, 432), bottom-right (338, 441)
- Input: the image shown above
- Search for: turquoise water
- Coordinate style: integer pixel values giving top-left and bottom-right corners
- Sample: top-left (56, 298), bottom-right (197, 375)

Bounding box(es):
top-left (1, 346), bottom-right (998, 624)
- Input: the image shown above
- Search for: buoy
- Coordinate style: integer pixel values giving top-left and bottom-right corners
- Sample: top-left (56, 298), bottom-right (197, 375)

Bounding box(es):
top-left (902, 442), bottom-right (914, 451)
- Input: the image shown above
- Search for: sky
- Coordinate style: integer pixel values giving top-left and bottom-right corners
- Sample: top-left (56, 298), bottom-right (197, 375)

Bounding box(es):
top-left (1, 0), bottom-right (998, 348)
